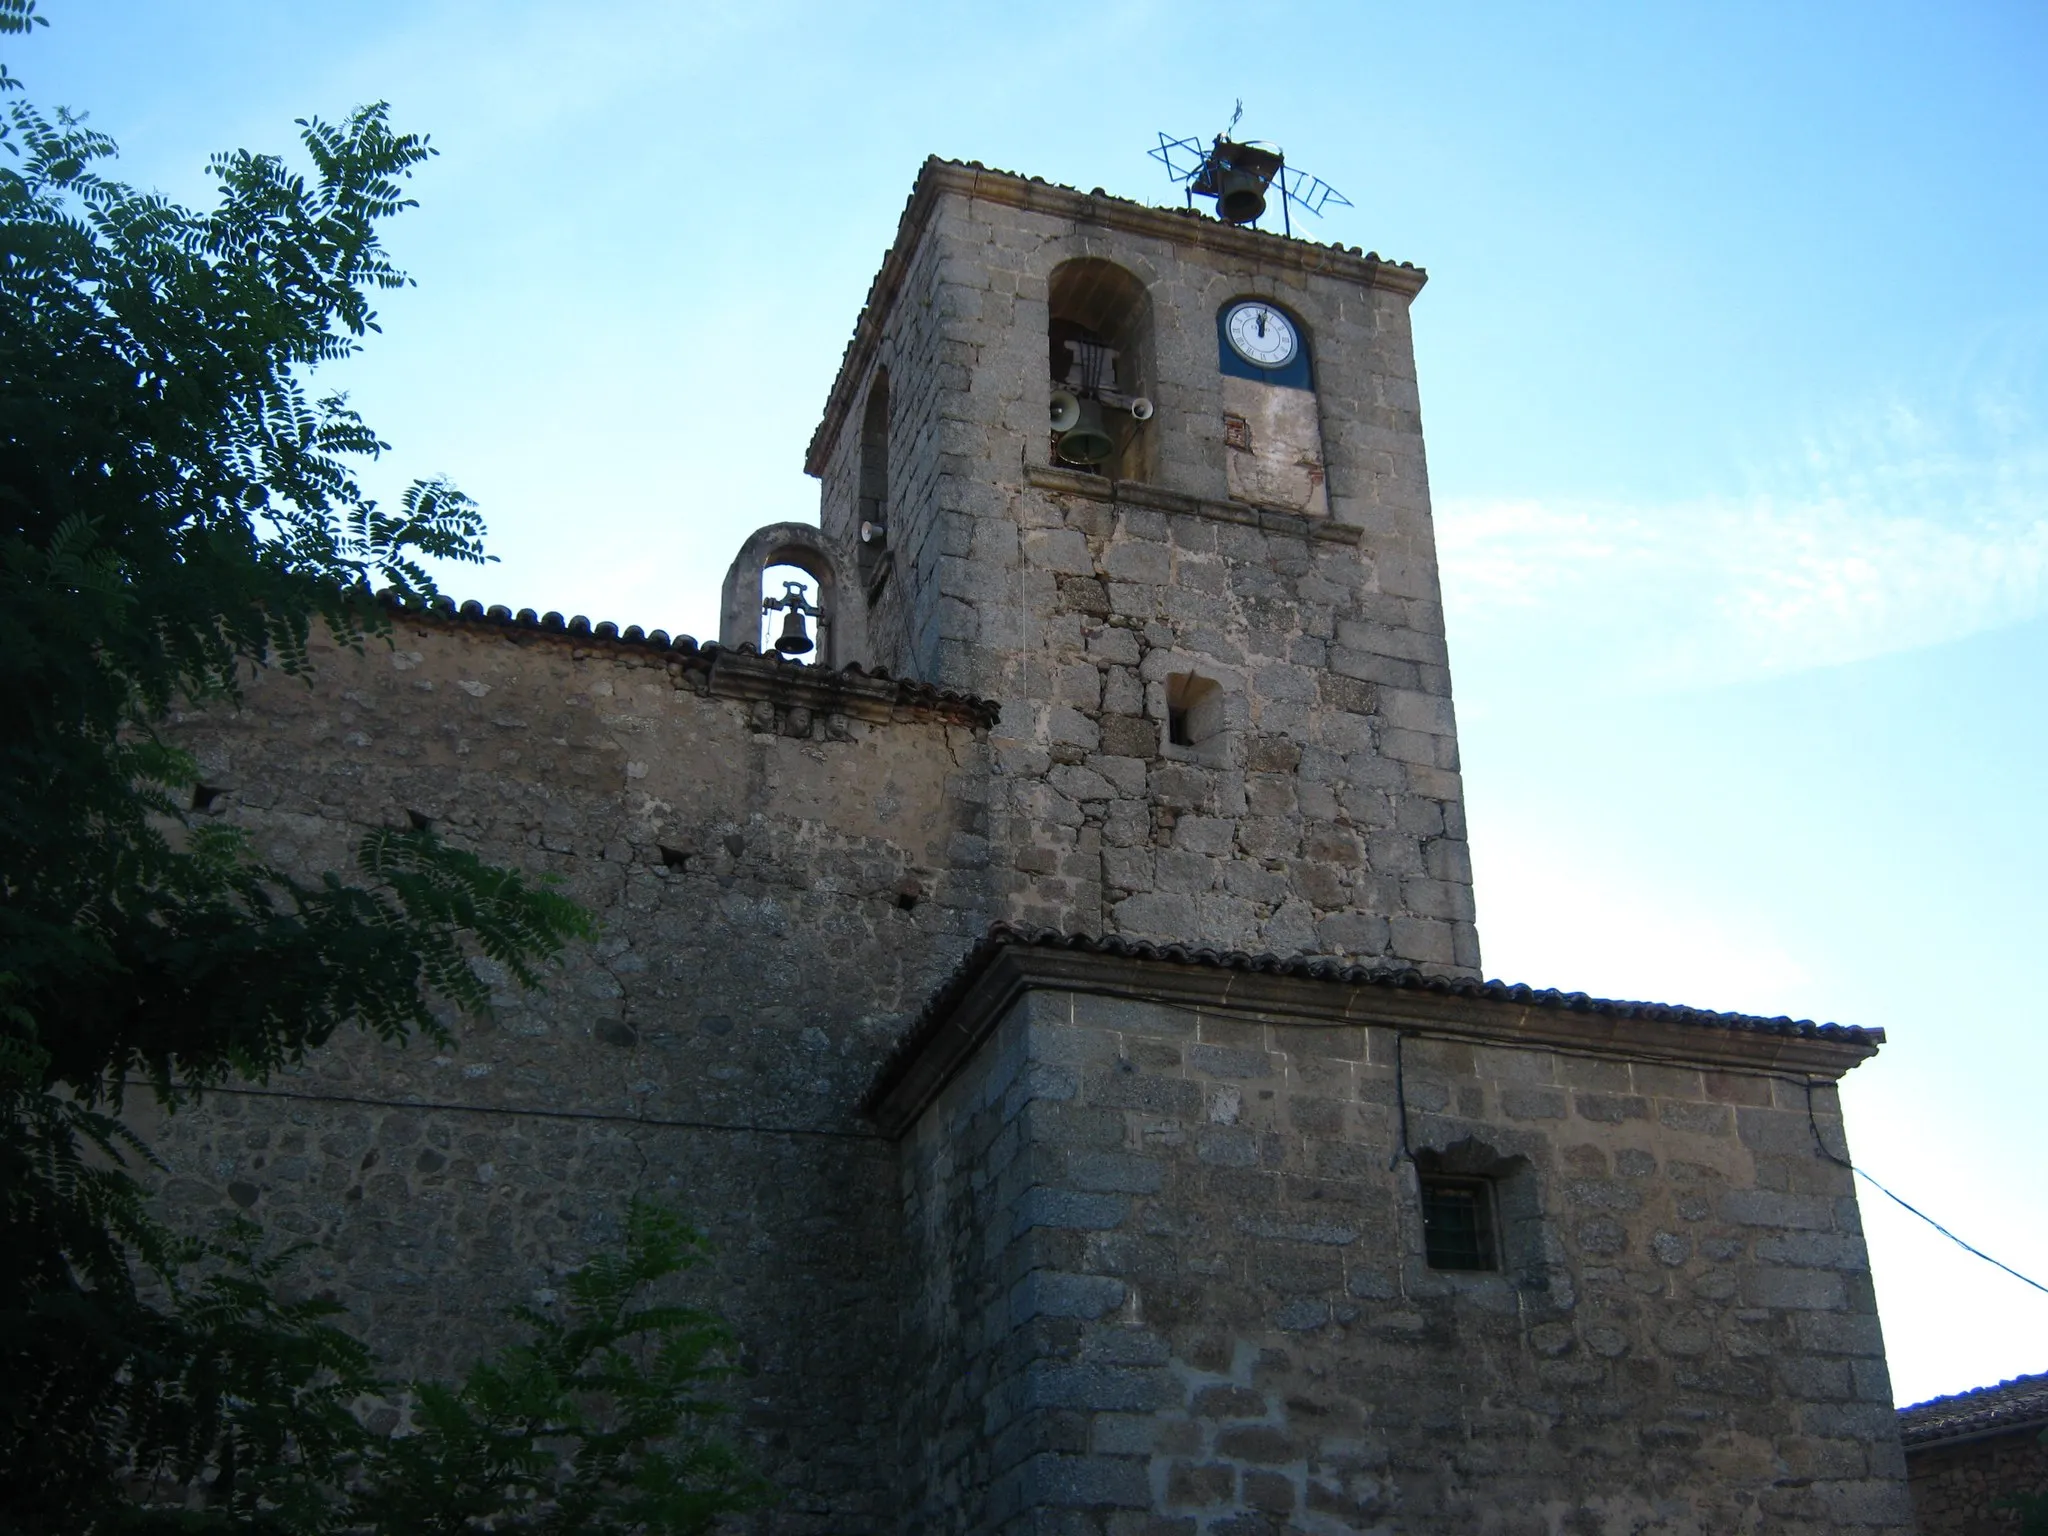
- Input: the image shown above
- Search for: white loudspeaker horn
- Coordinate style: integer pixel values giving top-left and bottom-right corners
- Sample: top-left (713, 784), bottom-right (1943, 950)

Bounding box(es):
top-left (1049, 390), bottom-right (1082, 433)
top-left (1129, 396), bottom-right (1155, 421)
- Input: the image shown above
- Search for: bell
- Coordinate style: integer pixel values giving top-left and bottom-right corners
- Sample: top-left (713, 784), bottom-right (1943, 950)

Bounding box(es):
top-left (1054, 397), bottom-right (1115, 466)
top-left (1215, 166), bottom-right (1267, 224)
top-left (773, 606), bottom-right (814, 656)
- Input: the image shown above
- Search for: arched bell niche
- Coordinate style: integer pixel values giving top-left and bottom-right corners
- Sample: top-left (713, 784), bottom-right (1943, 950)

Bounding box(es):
top-left (1047, 257), bottom-right (1155, 483)
top-left (718, 522), bottom-right (867, 668)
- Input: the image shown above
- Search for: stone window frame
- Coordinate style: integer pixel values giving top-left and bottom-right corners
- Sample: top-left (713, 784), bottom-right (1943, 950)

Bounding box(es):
top-left (1143, 655), bottom-right (1244, 769)
top-left (1408, 1136), bottom-right (1549, 1294)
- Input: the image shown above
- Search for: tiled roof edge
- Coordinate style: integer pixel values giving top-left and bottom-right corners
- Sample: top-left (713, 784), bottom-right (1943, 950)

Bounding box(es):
top-left (1899, 1372), bottom-right (2048, 1447)
top-left (862, 923), bottom-right (1884, 1124)
top-left (382, 593), bottom-right (1000, 729)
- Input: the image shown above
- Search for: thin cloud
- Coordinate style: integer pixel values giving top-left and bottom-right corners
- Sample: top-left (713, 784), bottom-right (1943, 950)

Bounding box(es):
top-left (1439, 389), bottom-right (2048, 692)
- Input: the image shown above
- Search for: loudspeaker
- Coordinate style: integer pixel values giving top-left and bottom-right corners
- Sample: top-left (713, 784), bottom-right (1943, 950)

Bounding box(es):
top-left (1049, 390), bottom-right (1082, 433)
top-left (1129, 397), bottom-right (1154, 422)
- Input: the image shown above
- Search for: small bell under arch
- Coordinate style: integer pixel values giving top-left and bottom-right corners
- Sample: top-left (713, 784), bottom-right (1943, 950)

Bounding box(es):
top-left (762, 578), bottom-right (821, 658)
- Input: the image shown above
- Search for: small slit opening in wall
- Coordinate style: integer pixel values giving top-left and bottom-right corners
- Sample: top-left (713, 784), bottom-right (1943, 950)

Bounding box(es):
top-left (658, 845), bottom-right (690, 870)
top-left (1165, 672), bottom-right (1223, 750)
top-left (894, 878), bottom-right (924, 911)
top-left (190, 783), bottom-right (223, 812)
top-left (405, 809), bottom-right (433, 833)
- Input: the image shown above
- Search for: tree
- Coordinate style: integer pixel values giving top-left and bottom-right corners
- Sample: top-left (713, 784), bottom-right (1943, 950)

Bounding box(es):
top-left (0, 5), bottom-right (759, 1528)
top-left (350, 1203), bottom-right (765, 1536)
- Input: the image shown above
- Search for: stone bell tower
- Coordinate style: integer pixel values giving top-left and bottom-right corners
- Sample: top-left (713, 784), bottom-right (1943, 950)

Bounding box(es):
top-left (799, 159), bottom-right (1476, 974)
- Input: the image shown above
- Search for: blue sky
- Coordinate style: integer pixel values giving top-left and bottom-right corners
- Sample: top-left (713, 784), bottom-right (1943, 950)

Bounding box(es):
top-left (18, 0), bottom-right (2047, 1405)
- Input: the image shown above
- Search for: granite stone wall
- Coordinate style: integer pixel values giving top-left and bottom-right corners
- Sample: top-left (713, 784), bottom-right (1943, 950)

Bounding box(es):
top-left (1909, 1430), bottom-right (2048, 1534)
top-left (145, 613), bottom-right (997, 1531)
top-left (893, 974), bottom-right (1911, 1536)
top-left (808, 165), bottom-right (1477, 972)
top-left (130, 158), bottom-right (1916, 1533)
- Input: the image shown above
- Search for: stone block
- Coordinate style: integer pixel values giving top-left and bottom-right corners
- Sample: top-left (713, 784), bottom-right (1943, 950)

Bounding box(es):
top-left (1098, 713), bottom-right (1158, 760)
top-left (1575, 1092), bottom-right (1651, 1124)
top-left (1702, 1070), bottom-right (1774, 1106)
top-left (1213, 1426), bottom-right (1301, 1464)
top-left (1377, 687), bottom-right (1456, 736)
top-left (1500, 1086), bottom-right (1568, 1121)
top-left (1387, 915), bottom-right (1454, 967)
top-left (1015, 1188), bottom-right (1132, 1234)
top-left (1112, 892), bottom-right (1198, 936)
top-left (1187, 1043), bottom-right (1274, 1081)
top-left (1104, 541), bottom-right (1172, 585)
top-left (1656, 1099), bottom-right (1732, 1136)
top-left (1744, 1265), bottom-right (1848, 1310)
top-left (1015, 1270), bottom-right (1130, 1322)
top-left (1065, 1151), bottom-right (1166, 1195)
top-left (1738, 1107), bottom-right (1824, 1155)
top-left (1085, 1069), bottom-right (1201, 1117)
top-left (1025, 526), bottom-right (1098, 574)
top-left (1166, 1462), bottom-right (1233, 1506)
top-left (1024, 1452), bottom-right (1153, 1509)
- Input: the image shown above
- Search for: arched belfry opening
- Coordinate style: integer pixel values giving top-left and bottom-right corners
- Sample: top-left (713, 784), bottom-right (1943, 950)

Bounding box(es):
top-left (719, 523), bottom-right (864, 668)
top-left (856, 371), bottom-right (890, 597)
top-left (1047, 258), bottom-right (1154, 482)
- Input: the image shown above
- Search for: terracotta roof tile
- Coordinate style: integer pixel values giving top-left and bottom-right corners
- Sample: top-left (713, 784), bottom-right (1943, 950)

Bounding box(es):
top-left (387, 594), bottom-right (1000, 728)
top-left (1900, 1372), bottom-right (2048, 1447)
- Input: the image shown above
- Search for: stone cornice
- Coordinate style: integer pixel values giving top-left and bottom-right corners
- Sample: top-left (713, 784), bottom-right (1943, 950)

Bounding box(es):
top-left (1024, 464), bottom-right (1365, 545)
top-left (865, 930), bottom-right (1883, 1139)
top-left (805, 157), bottom-right (1429, 478)
top-left (393, 598), bottom-right (999, 729)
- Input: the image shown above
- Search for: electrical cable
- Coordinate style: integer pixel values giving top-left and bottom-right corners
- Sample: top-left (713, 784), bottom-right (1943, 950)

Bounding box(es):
top-left (151, 1066), bottom-right (2048, 1295)
top-left (1387, 1030), bottom-right (1412, 1170)
top-left (1798, 1076), bottom-right (2048, 1299)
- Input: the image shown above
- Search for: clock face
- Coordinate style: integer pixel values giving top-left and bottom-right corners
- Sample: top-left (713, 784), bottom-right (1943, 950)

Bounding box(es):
top-left (1224, 301), bottom-right (1299, 369)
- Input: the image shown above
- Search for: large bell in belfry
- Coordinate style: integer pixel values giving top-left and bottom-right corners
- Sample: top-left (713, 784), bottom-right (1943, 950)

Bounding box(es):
top-left (1054, 397), bottom-right (1116, 466)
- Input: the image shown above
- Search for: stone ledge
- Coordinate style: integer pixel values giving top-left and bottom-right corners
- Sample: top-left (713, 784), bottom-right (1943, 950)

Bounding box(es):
top-left (865, 928), bottom-right (1884, 1139)
top-left (1024, 464), bottom-right (1365, 546)
top-left (392, 598), bottom-right (1000, 729)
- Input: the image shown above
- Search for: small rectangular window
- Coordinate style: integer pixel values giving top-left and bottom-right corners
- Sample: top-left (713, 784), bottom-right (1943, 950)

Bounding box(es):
top-left (1164, 672), bottom-right (1224, 756)
top-left (1420, 1176), bottom-right (1498, 1271)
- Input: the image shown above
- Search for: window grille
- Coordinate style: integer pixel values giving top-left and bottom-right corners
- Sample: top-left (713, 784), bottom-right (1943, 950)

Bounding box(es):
top-left (1420, 1176), bottom-right (1499, 1271)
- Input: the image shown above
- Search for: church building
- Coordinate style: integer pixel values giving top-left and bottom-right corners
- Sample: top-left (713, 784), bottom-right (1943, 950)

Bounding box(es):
top-left (154, 156), bottom-right (1912, 1533)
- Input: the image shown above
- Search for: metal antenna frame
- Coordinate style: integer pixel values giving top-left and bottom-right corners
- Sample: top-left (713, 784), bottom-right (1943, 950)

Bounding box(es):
top-left (1149, 127), bottom-right (1353, 235)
